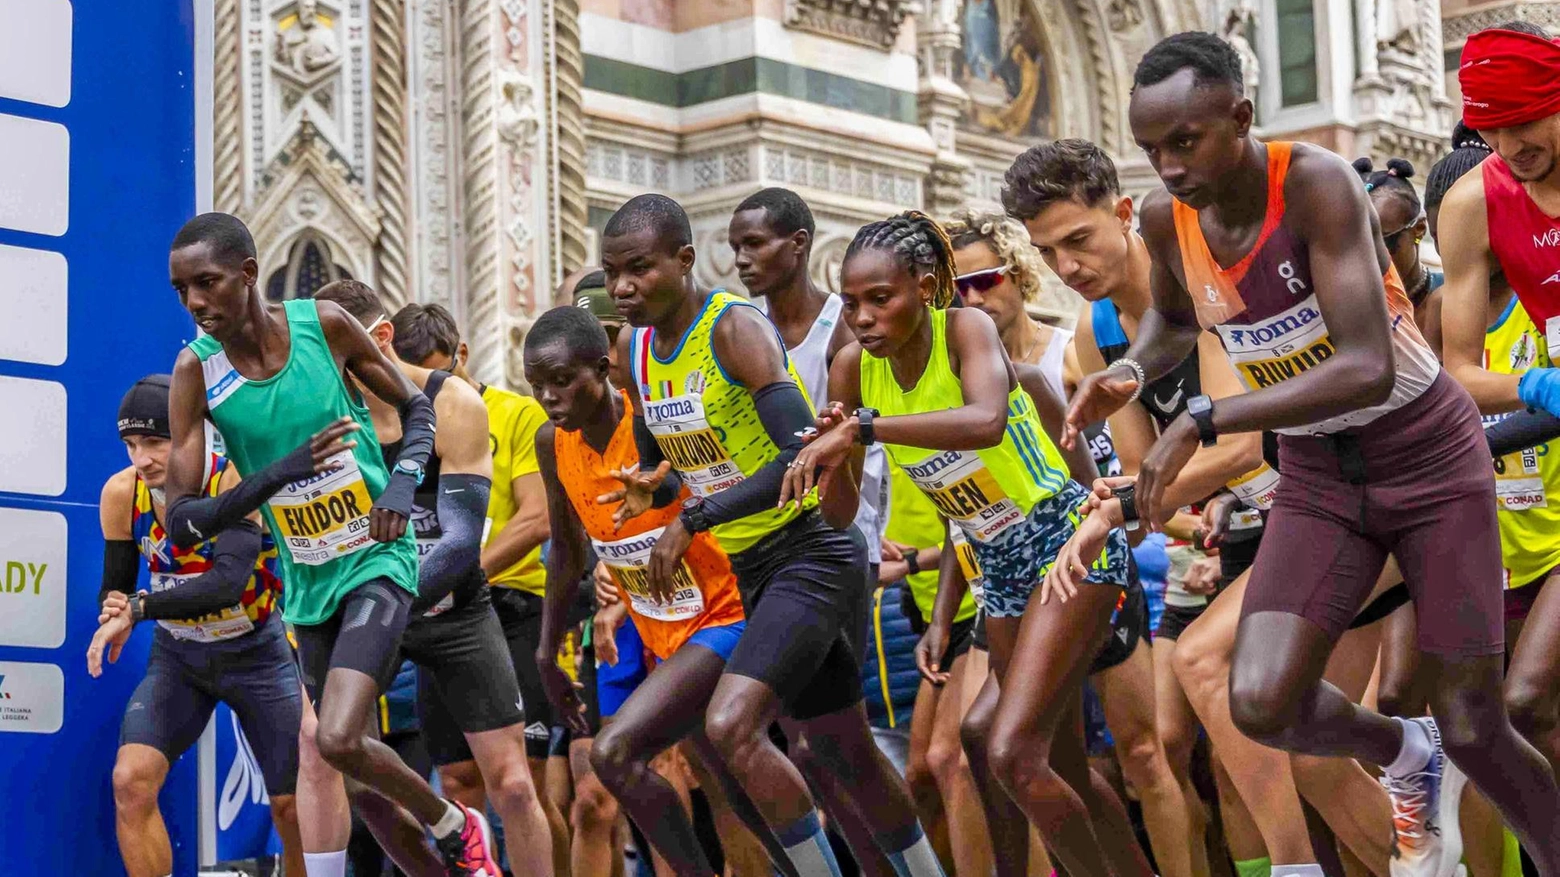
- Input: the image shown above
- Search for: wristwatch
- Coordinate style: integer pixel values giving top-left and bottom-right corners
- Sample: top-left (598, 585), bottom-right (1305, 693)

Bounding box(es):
top-left (395, 458), bottom-right (426, 485)
top-left (1111, 484), bottom-right (1141, 532)
top-left (904, 548), bottom-right (922, 575)
top-left (1186, 394), bottom-right (1218, 448)
top-left (854, 408), bottom-right (879, 446)
top-left (680, 495), bottom-right (712, 534)
top-left (131, 592), bottom-right (148, 624)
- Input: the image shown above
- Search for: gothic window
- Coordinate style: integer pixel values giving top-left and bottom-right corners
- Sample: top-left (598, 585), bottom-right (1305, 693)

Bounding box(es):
top-left (1276, 0), bottom-right (1319, 107)
top-left (264, 232), bottom-right (354, 301)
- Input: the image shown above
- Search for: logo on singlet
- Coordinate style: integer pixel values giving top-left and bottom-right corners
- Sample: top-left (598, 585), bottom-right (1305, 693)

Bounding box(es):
top-left (1204, 285), bottom-right (1219, 303)
top-left (1151, 379), bottom-right (1186, 415)
top-left (1277, 260), bottom-right (1307, 295)
top-left (1542, 271), bottom-right (1560, 286)
top-left (1534, 229), bottom-right (1560, 249)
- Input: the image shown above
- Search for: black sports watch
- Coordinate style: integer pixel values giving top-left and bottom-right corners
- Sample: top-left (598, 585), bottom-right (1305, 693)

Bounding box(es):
top-left (1111, 484), bottom-right (1141, 532)
top-left (1187, 394), bottom-right (1218, 448)
top-left (679, 495), bottom-right (711, 534)
top-left (904, 548), bottom-right (922, 575)
top-left (854, 408), bottom-right (879, 445)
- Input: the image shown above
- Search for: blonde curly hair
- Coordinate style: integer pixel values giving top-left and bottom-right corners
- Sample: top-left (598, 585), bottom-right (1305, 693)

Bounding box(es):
top-left (943, 208), bottom-right (1046, 303)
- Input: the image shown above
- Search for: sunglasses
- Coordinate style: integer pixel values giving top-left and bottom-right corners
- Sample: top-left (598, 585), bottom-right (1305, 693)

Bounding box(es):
top-left (954, 265), bottom-right (1008, 296)
top-left (1381, 216), bottom-right (1422, 251)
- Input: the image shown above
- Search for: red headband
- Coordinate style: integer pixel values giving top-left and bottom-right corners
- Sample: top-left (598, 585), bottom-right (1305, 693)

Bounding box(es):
top-left (1460, 29), bottom-right (1560, 129)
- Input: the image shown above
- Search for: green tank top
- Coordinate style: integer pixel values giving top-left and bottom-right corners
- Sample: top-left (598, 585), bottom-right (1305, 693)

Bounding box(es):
top-left (188, 299), bottom-right (418, 625)
top-left (630, 290), bottom-right (817, 555)
top-left (860, 307), bottom-right (1069, 546)
top-left (884, 466), bottom-right (978, 624)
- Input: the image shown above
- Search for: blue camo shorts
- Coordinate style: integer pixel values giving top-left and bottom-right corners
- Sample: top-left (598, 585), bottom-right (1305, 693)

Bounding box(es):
top-left (972, 479), bottom-right (1133, 618)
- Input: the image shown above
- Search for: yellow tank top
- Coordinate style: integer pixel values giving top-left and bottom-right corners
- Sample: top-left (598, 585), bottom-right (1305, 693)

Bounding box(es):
top-left (630, 291), bottom-right (817, 555)
top-left (481, 385), bottom-right (548, 593)
top-left (1483, 296), bottom-right (1560, 588)
top-left (884, 466), bottom-right (978, 624)
top-left (859, 307), bottom-right (1069, 546)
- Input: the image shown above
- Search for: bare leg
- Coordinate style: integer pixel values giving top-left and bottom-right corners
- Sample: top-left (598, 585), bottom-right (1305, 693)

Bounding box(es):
top-left (1504, 571), bottom-right (1560, 769)
top-left (925, 652), bottom-right (994, 877)
top-left (683, 737), bottom-right (776, 877)
top-left (569, 736), bottom-right (621, 877)
top-left (1373, 603), bottom-right (1425, 719)
top-left (269, 794), bottom-right (306, 877)
top-left (1213, 757), bottom-right (1266, 863)
top-left (467, 723), bottom-right (557, 877)
top-left (906, 678), bottom-right (952, 871)
top-left (1153, 634), bottom-right (1213, 877)
top-left (112, 744), bottom-right (173, 877)
top-left (295, 692), bottom-right (352, 855)
top-left (961, 665), bottom-right (1032, 877)
top-left (313, 668), bottom-right (452, 825)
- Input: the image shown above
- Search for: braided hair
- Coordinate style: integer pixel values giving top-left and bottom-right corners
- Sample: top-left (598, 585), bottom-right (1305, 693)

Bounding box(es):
top-left (1352, 156), bottom-right (1422, 216)
top-left (844, 211), bottom-right (959, 309)
top-left (1424, 122), bottom-right (1493, 212)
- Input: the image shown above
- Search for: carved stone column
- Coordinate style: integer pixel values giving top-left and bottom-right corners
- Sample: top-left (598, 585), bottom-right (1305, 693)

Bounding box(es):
top-left (371, 0), bottom-right (410, 307)
top-left (918, 0), bottom-right (971, 218)
top-left (214, 0), bottom-right (244, 213)
top-left (551, 0), bottom-right (589, 278)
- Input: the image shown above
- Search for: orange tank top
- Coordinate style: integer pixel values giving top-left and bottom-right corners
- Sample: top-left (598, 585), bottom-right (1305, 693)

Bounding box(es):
top-left (1171, 141), bottom-right (1440, 435)
top-left (553, 392), bottom-right (745, 660)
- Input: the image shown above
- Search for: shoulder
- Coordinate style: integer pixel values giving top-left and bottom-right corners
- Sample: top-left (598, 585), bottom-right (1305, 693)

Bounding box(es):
top-left (101, 466), bottom-right (137, 509)
top-left (435, 371), bottom-right (486, 417)
top-left (1443, 168), bottom-right (1491, 223)
top-left (1074, 300), bottom-right (1097, 345)
top-left (832, 339), bottom-right (865, 376)
top-left (827, 311), bottom-right (855, 360)
top-left (534, 420), bottom-right (557, 462)
top-left (946, 304), bottom-right (1000, 340)
top-left (313, 299), bottom-right (363, 350)
top-left (711, 298), bottom-right (777, 340)
top-left (1286, 143), bottom-right (1369, 210)
top-left (1137, 187), bottom-right (1176, 234)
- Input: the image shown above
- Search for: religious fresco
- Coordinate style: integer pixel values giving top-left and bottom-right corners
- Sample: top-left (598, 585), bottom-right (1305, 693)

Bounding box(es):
top-left (956, 0), bottom-right (1054, 139)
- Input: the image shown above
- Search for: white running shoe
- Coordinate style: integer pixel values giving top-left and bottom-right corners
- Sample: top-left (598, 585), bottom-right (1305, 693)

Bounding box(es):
top-left (1383, 717), bottom-right (1467, 877)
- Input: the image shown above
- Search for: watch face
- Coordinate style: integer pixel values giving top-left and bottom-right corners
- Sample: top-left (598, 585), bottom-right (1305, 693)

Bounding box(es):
top-left (682, 496), bottom-right (701, 511)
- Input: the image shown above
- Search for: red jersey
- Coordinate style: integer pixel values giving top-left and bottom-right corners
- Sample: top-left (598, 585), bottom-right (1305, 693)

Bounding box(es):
top-left (1484, 155), bottom-right (1560, 347)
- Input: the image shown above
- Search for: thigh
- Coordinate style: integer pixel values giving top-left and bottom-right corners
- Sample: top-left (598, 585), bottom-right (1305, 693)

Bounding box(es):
top-left (1151, 638), bottom-right (1198, 765)
top-left (1507, 569), bottom-right (1560, 699)
top-left (493, 588), bottom-right (556, 739)
top-left (724, 566), bottom-right (857, 719)
top-left (408, 601), bottom-right (525, 743)
top-left (324, 578), bottom-right (413, 707)
top-left (604, 641), bottom-right (729, 759)
top-left (220, 622), bottom-right (305, 795)
top-left (990, 581), bottom-right (1122, 746)
top-left (121, 642), bottom-right (219, 763)
top-left (1095, 639), bottom-right (1159, 748)
top-left (1240, 498), bottom-right (1388, 644)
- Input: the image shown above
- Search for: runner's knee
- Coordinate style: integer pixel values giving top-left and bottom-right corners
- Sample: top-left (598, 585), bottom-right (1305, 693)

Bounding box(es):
top-left (438, 761), bottom-right (484, 803)
top-left (1114, 727), bottom-right (1168, 789)
top-left (486, 759), bottom-right (543, 816)
top-left (269, 793), bottom-right (299, 829)
top-left (1505, 679), bottom-right (1558, 740)
top-left (1171, 634), bottom-right (1226, 698)
top-left (314, 721), bottom-right (367, 772)
top-left (589, 726), bottom-right (643, 790)
top-left (925, 729), bottom-right (969, 790)
top-left (112, 755), bottom-right (162, 814)
top-left (571, 771), bottom-right (618, 831)
top-left (959, 705), bottom-right (993, 766)
top-left (1228, 670), bottom-right (1298, 743)
top-left (1431, 686), bottom-right (1503, 758)
top-left (705, 702), bottom-right (765, 771)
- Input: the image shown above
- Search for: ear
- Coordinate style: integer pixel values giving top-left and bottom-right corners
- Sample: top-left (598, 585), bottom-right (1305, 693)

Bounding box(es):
top-left (678, 243), bottom-right (697, 275)
top-left (1412, 214), bottom-right (1428, 241)
top-left (241, 256), bottom-right (260, 288)
top-left (373, 321), bottom-right (396, 352)
top-left (918, 270), bottom-right (938, 305)
top-left (1114, 196), bottom-right (1135, 231)
top-left (1233, 97), bottom-right (1255, 137)
top-left (792, 228), bottom-right (812, 255)
top-left (457, 342), bottom-right (469, 368)
top-left (596, 354), bottom-right (612, 381)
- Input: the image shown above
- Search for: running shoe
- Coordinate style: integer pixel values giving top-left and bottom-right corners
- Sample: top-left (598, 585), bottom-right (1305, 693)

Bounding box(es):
top-left (435, 801), bottom-right (502, 877)
top-left (1382, 717), bottom-right (1467, 877)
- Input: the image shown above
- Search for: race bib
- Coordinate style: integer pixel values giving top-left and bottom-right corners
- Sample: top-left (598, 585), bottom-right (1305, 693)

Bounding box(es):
top-left (949, 527), bottom-right (986, 607)
top-left (1227, 463), bottom-right (1280, 511)
top-left (593, 528), bottom-right (705, 622)
top-left (642, 393), bottom-right (745, 498)
top-left (903, 450), bottom-right (1024, 543)
top-left (269, 451), bottom-right (376, 566)
top-left (1495, 445), bottom-right (1547, 511)
top-left (1215, 297), bottom-right (1335, 392)
top-left (149, 571), bottom-right (254, 643)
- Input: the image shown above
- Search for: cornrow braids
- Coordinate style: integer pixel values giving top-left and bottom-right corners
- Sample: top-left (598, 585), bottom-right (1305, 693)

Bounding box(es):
top-left (845, 211), bottom-right (959, 309)
top-left (1424, 123), bottom-right (1494, 211)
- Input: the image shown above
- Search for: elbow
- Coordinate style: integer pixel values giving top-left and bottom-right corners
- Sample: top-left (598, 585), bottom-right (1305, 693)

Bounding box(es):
top-left (1229, 434), bottom-right (1264, 476)
top-left (1356, 358), bottom-right (1396, 408)
top-left (972, 409), bottom-right (1008, 448)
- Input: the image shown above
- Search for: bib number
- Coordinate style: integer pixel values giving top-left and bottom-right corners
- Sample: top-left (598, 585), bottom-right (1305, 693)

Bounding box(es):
top-left (593, 528), bottom-right (705, 622)
top-left (269, 451), bottom-right (376, 566)
top-left (643, 393), bottom-right (745, 498)
top-left (949, 528), bottom-right (986, 607)
top-left (904, 451), bottom-right (1023, 544)
top-left (150, 572), bottom-right (254, 643)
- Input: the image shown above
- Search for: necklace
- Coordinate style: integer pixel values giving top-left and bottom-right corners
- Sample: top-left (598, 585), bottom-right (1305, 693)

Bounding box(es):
top-left (1406, 265), bottom-right (1432, 307)
top-left (1018, 320), bottom-right (1045, 364)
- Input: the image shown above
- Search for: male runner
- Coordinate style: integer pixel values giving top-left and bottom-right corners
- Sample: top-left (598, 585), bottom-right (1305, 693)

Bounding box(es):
top-left (163, 213), bottom-right (501, 875)
top-left (391, 302), bottom-right (574, 873)
top-left (603, 193), bottom-right (942, 877)
top-left (1064, 32), bottom-right (1560, 875)
top-left (313, 280), bottom-right (555, 875)
top-left (88, 375), bottom-right (304, 877)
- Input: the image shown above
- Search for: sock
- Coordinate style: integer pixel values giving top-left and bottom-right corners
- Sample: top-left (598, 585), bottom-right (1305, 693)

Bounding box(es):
top-left (1385, 717), bottom-right (1434, 778)
top-left (778, 811), bottom-right (845, 877)
top-left (431, 799), bottom-right (466, 839)
top-left (1234, 857), bottom-right (1273, 877)
top-left (302, 850), bottom-right (348, 877)
top-left (1271, 865), bottom-right (1325, 877)
top-left (881, 823), bottom-right (946, 877)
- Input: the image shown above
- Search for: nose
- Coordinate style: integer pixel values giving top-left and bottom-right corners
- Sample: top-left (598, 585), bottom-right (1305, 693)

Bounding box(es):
top-left (609, 278), bottom-right (633, 300)
top-left (1056, 252), bottom-right (1083, 282)
top-left (1158, 158), bottom-right (1187, 188)
top-left (733, 248), bottom-right (752, 269)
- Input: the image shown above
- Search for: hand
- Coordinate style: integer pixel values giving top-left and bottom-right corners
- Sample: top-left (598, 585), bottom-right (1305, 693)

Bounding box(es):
top-left (914, 621), bottom-right (953, 686)
top-left (100, 590), bottom-right (131, 624)
top-left (1083, 475), bottom-right (1138, 517)
top-left (87, 614), bottom-right (133, 678)
top-left (1200, 493), bottom-right (1241, 549)
top-left (593, 561), bottom-right (620, 608)
top-left (368, 506), bottom-right (408, 543)
top-left (538, 659), bottom-right (589, 737)
top-left (1041, 510), bottom-right (1114, 605)
top-left (646, 516), bottom-right (694, 604)
top-left (1137, 414), bottom-right (1199, 529)
top-left (779, 421), bottom-right (855, 507)
top-left (1182, 555), bottom-right (1222, 596)
top-left (807, 402), bottom-right (848, 440)
top-left (880, 539), bottom-right (908, 563)
top-left (1063, 366), bottom-right (1139, 450)
top-left (592, 601), bottom-right (630, 666)
top-left (597, 461), bottom-right (672, 532)
top-left (878, 560), bottom-right (909, 584)
top-left (306, 417), bottom-right (361, 474)
top-left (1519, 368), bottom-right (1560, 417)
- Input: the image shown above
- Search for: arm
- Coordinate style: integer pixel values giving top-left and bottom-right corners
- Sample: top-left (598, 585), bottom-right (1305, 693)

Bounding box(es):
top-left (1124, 192), bottom-right (1214, 382)
top-left (98, 471), bottom-right (140, 607)
top-left (480, 401), bottom-right (551, 576)
top-left (913, 521), bottom-right (969, 684)
top-left (410, 381), bottom-right (493, 613)
top-left (873, 308), bottom-right (1013, 450)
top-left (1015, 361), bottom-right (1097, 484)
top-left (1439, 174), bottom-right (1523, 414)
top-left (138, 464), bottom-right (265, 620)
top-left (533, 423), bottom-right (592, 734)
top-left (817, 346), bottom-right (869, 528)
top-left (1487, 409), bottom-right (1560, 456)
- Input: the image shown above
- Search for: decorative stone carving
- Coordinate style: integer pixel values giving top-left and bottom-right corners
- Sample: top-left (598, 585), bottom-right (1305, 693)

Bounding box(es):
top-left (214, 0), bottom-right (244, 213)
top-left (410, 0), bottom-right (458, 315)
top-left (1106, 0), bottom-right (1143, 32)
top-left (1444, 2), bottom-right (1560, 46)
top-left (1376, 0), bottom-right (1423, 60)
top-left (371, 0), bottom-right (410, 308)
top-left (784, 0), bottom-right (916, 50)
top-left (551, 0), bottom-right (590, 277)
top-left (275, 0), bottom-right (342, 76)
top-left (497, 68), bottom-right (540, 147)
top-left (1220, 0), bottom-right (1259, 105)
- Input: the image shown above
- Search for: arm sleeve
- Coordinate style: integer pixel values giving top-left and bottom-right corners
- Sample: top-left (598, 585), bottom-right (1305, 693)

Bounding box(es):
top-left (375, 392), bottom-right (438, 517)
top-left (165, 444), bottom-right (317, 549)
top-left (699, 381), bottom-right (813, 528)
top-left (409, 474), bottom-right (491, 614)
top-left (1486, 409), bottom-right (1560, 457)
top-left (633, 415), bottom-right (683, 507)
top-left (140, 521), bottom-right (263, 620)
top-left (98, 540), bottom-right (142, 607)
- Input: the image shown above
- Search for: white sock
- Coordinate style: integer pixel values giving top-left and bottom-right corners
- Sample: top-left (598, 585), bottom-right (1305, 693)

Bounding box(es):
top-left (1272, 864), bottom-right (1326, 877)
top-left (431, 799), bottom-right (466, 838)
top-left (1385, 717), bottom-right (1434, 778)
top-left (302, 850), bottom-right (348, 877)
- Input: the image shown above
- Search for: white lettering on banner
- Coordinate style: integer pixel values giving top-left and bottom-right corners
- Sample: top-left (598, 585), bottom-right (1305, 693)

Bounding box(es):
top-left (0, 508), bottom-right (66, 649)
top-left (593, 527), bottom-right (705, 621)
top-left (643, 393), bottom-right (745, 497)
top-left (0, 661), bottom-right (64, 734)
top-left (219, 712), bottom-right (269, 830)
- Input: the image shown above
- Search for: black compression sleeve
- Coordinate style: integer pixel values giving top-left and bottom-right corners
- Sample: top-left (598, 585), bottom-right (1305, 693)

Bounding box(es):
top-left (633, 415), bottom-right (683, 507)
top-left (377, 392), bottom-right (437, 517)
top-left (99, 540), bottom-right (141, 607)
top-left (699, 381), bottom-right (813, 528)
top-left (1487, 409), bottom-right (1560, 457)
top-left (409, 473), bottom-right (491, 614)
top-left (141, 521), bottom-right (263, 620)
top-left (165, 445), bottom-right (318, 549)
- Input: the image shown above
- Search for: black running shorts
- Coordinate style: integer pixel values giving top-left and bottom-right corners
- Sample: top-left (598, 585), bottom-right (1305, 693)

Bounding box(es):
top-left (401, 591), bottom-right (526, 766)
top-left (293, 577), bottom-right (412, 707)
top-left (1089, 580), bottom-right (1147, 674)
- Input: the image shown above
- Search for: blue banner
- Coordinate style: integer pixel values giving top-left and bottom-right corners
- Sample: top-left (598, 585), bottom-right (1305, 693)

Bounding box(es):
top-left (0, 0), bottom-right (206, 872)
top-left (211, 703), bottom-right (283, 862)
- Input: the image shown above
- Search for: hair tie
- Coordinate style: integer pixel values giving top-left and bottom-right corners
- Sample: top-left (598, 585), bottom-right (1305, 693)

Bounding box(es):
top-left (1386, 168), bottom-right (1399, 177)
top-left (1364, 182), bottom-right (1377, 191)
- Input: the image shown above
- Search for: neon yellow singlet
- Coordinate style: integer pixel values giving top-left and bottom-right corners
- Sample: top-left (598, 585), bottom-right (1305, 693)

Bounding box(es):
top-left (631, 291), bottom-right (817, 555)
top-left (860, 307), bottom-right (1069, 545)
top-left (481, 385), bottom-right (548, 594)
top-left (1483, 296), bottom-right (1560, 588)
top-left (884, 466), bottom-right (978, 624)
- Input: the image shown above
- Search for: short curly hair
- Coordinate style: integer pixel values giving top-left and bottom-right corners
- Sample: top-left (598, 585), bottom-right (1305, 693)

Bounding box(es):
top-left (943, 208), bottom-right (1047, 303)
top-left (1002, 138), bottom-right (1120, 221)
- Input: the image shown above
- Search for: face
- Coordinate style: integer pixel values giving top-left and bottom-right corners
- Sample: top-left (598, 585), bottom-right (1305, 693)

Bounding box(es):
top-left (1022, 196), bottom-right (1134, 301)
top-left (124, 435), bottom-right (172, 489)
top-left (1483, 117), bottom-right (1560, 183)
top-left (415, 341), bottom-right (468, 376)
top-left (952, 242), bottom-right (1022, 333)
top-left (169, 242), bottom-right (258, 342)
top-left (1130, 69), bottom-right (1252, 210)
top-left (601, 226), bottom-right (695, 328)
top-left (1371, 191), bottom-right (1424, 281)
top-left (729, 208), bottom-right (806, 297)
top-left (523, 340), bottom-right (611, 431)
top-left (839, 248), bottom-right (932, 359)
